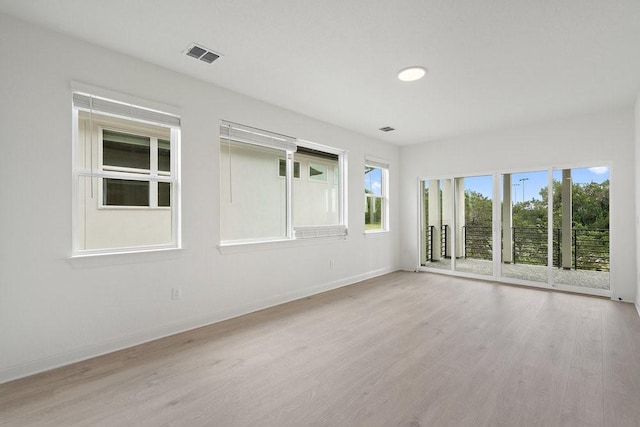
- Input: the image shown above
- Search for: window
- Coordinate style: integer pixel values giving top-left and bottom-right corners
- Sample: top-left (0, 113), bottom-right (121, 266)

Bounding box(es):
top-left (100, 129), bottom-right (170, 208)
top-left (293, 146), bottom-right (341, 230)
top-left (72, 90), bottom-right (180, 255)
top-left (278, 158), bottom-right (300, 178)
top-left (220, 121), bottom-right (346, 244)
top-left (364, 160), bottom-right (389, 232)
top-left (308, 163), bottom-right (328, 182)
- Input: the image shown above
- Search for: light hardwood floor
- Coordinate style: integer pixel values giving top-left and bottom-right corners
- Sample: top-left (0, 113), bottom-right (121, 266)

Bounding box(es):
top-left (1, 272), bottom-right (640, 426)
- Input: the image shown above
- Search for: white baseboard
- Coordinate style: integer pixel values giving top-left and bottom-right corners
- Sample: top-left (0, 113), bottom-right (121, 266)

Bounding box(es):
top-left (0, 266), bottom-right (398, 384)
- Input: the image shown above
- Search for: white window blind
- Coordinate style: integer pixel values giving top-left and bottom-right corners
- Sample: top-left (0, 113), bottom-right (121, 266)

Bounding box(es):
top-left (220, 120), bottom-right (297, 152)
top-left (73, 93), bottom-right (181, 127)
top-left (365, 159), bottom-right (389, 169)
top-left (294, 225), bottom-right (347, 239)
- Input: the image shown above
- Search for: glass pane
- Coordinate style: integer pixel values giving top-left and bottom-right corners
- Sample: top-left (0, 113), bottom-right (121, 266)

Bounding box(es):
top-left (309, 163), bottom-right (328, 182)
top-left (103, 178), bottom-right (149, 206)
top-left (365, 196), bottom-right (383, 230)
top-left (293, 150), bottom-right (339, 227)
top-left (158, 139), bottom-right (171, 173)
top-left (454, 175), bottom-right (493, 276)
top-left (158, 182), bottom-right (171, 207)
top-left (220, 140), bottom-right (286, 241)
top-left (500, 171), bottom-right (548, 283)
top-left (78, 176), bottom-right (172, 250)
top-left (421, 179), bottom-right (452, 271)
top-left (365, 166), bottom-right (383, 196)
top-left (552, 167), bottom-right (609, 290)
top-left (278, 159), bottom-right (300, 178)
top-left (103, 130), bottom-right (150, 170)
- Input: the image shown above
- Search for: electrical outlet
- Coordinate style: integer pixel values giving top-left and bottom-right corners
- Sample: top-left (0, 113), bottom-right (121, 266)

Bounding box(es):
top-left (171, 288), bottom-right (182, 300)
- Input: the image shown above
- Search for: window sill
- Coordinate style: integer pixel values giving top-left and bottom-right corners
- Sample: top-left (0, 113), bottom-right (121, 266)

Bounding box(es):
top-left (218, 235), bottom-right (346, 254)
top-left (364, 230), bottom-right (389, 239)
top-left (68, 246), bottom-right (182, 268)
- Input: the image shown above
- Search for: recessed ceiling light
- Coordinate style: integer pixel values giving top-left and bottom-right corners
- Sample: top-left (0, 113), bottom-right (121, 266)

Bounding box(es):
top-left (398, 66), bottom-right (426, 82)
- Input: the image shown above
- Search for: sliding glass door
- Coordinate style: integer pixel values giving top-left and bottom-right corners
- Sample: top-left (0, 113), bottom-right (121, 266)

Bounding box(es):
top-left (454, 175), bottom-right (493, 276)
top-left (500, 170), bottom-right (549, 284)
top-left (420, 175), bottom-right (494, 278)
top-left (420, 179), bottom-right (452, 271)
top-left (552, 166), bottom-right (610, 291)
top-left (420, 164), bottom-right (611, 296)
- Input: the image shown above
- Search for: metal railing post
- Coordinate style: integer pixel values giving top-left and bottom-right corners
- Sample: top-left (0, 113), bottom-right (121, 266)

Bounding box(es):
top-left (512, 227), bottom-right (516, 264)
top-left (429, 225), bottom-right (434, 262)
top-left (573, 229), bottom-right (578, 270)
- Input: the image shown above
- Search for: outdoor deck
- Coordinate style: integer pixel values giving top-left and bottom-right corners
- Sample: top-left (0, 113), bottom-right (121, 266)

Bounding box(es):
top-left (423, 258), bottom-right (609, 290)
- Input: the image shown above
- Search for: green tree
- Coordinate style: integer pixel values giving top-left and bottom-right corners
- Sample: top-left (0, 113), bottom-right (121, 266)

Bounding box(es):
top-left (465, 190), bottom-right (492, 225)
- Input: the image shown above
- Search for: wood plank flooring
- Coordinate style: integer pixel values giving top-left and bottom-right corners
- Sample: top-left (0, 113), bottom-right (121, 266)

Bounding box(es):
top-left (1, 272), bottom-right (640, 426)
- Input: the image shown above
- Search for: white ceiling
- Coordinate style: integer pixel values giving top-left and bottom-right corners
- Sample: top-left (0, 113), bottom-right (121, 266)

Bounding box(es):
top-left (2, 0), bottom-right (640, 145)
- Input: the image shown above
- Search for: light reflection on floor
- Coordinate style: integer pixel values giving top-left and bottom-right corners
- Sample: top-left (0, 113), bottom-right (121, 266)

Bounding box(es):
top-left (421, 258), bottom-right (609, 290)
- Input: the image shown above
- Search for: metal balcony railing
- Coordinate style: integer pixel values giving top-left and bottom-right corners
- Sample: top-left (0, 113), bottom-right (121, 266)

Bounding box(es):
top-left (425, 225), bottom-right (609, 271)
top-left (426, 225), bottom-right (450, 261)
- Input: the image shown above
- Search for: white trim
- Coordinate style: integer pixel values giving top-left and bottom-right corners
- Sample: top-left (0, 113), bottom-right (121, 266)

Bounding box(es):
top-left (73, 92), bottom-right (180, 127)
top-left (0, 267), bottom-right (397, 384)
top-left (365, 156), bottom-right (390, 169)
top-left (71, 81), bottom-right (180, 118)
top-left (220, 120), bottom-right (297, 152)
top-left (296, 138), bottom-right (343, 155)
top-left (72, 88), bottom-right (182, 256)
top-left (70, 244), bottom-right (180, 258)
top-left (635, 301), bottom-right (640, 318)
top-left (364, 230), bottom-right (390, 238)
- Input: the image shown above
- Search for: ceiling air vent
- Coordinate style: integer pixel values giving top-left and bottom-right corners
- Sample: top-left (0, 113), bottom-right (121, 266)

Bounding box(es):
top-left (379, 126), bottom-right (395, 132)
top-left (185, 43), bottom-right (222, 64)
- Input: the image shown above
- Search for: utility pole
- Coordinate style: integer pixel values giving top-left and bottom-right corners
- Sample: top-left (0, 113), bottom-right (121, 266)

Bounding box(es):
top-left (519, 178), bottom-right (529, 204)
top-left (512, 183), bottom-right (520, 205)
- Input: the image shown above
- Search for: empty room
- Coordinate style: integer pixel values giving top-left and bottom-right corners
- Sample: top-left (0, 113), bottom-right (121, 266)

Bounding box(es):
top-left (1, 1), bottom-right (640, 426)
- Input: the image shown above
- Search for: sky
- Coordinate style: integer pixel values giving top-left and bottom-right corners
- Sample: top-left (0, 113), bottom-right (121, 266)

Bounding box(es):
top-left (439, 166), bottom-right (609, 202)
top-left (365, 167), bottom-right (382, 195)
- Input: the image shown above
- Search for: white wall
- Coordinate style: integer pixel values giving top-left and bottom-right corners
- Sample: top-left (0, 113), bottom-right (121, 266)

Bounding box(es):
top-left (635, 91), bottom-right (640, 314)
top-left (0, 14), bottom-right (400, 382)
top-left (399, 108), bottom-right (637, 302)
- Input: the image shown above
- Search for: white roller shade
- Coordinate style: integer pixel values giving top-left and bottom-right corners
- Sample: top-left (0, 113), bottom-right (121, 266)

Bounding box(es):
top-left (220, 120), bottom-right (297, 152)
top-left (73, 93), bottom-right (181, 127)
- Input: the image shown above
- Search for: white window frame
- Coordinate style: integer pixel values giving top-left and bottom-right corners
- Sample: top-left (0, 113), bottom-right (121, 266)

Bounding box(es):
top-left (97, 126), bottom-right (171, 210)
top-left (277, 158), bottom-right (301, 179)
top-left (219, 122), bottom-right (347, 246)
top-left (71, 83), bottom-right (181, 256)
top-left (364, 158), bottom-right (389, 234)
top-left (293, 139), bottom-right (347, 239)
